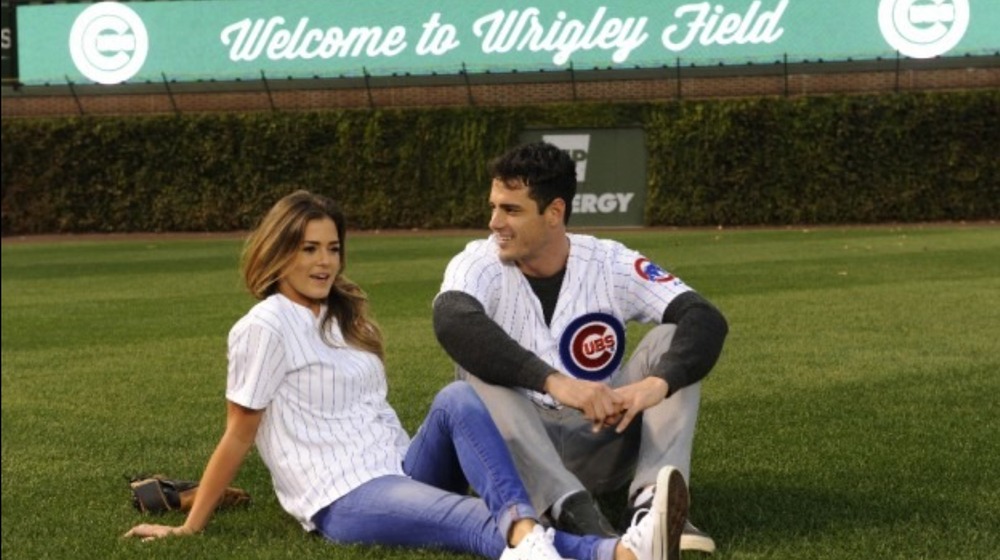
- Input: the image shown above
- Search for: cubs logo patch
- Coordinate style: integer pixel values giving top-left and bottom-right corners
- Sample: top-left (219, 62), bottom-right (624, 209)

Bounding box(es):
top-left (634, 257), bottom-right (675, 283)
top-left (559, 313), bottom-right (626, 381)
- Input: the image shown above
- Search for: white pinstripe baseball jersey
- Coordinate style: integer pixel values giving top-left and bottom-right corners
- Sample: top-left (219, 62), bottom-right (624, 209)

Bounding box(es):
top-left (226, 293), bottom-right (410, 531)
top-left (439, 233), bottom-right (692, 406)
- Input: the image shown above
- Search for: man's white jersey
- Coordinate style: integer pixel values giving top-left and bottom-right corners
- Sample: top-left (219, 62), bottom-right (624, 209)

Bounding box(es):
top-left (226, 293), bottom-right (410, 531)
top-left (439, 233), bottom-right (691, 405)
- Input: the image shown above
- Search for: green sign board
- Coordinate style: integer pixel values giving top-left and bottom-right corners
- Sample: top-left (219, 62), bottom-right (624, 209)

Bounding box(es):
top-left (520, 129), bottom-right (647, 228)
top-left (14, 0), bottom-right (999, 85)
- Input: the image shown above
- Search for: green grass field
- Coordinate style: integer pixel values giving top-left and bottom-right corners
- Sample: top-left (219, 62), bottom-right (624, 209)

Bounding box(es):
top-left (3, 225), bottom-right (998, 560)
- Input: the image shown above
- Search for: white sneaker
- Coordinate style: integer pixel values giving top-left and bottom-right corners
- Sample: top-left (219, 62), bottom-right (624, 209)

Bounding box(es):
top-left (620, 466), bottom-right (689, 560)
top-left (499, 525), bottom-right (567, 560)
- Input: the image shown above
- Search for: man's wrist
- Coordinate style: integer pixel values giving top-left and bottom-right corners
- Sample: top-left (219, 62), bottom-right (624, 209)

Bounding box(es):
top-left (542, 370), bottom-right (566, 393)
top-left (643, 376), bottom-right (670, 399)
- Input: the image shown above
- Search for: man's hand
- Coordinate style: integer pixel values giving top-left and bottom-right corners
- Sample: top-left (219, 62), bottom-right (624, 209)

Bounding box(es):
top-left (610, 377), bottom-right (669, 433)
top-left (545, 373), bottom-right (625, 432)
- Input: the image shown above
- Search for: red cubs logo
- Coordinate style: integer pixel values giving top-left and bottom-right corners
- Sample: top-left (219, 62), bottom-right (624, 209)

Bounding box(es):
top-left (634, 257), bottom-right (675, 283)
top-left (559, 313), bottom-right (626, 381)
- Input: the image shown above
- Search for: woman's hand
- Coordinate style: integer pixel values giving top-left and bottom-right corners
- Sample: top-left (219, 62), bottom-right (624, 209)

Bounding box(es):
top-left (124, 402), bottom-right (262, 543)
top-left (123, 523), bottom-right (192, 542)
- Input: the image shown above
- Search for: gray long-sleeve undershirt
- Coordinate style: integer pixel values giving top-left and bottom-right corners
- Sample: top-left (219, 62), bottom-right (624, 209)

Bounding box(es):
top-left (432, 289), bottom-right (728, 396)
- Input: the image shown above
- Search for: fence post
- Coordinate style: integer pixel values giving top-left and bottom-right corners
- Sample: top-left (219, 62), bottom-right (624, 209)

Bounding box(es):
top-left (64, 75), bottom-right (84, 115)
top-left (569, 61), bottom-right (578, 102)
top-left (893, 49), bottom-right (900, 93)
top-left (675, 58), bottom-right (682, 100)
top-left (461, 63), bottom-right (475, 106)
top-left (783, 53), bottom-right (789, 97)
top-left (161, 72), bottom-right (179, 115)
top-left (260, 70), bottom-right (276, 112)
top-left (362, 66), bottom-right (375, 110)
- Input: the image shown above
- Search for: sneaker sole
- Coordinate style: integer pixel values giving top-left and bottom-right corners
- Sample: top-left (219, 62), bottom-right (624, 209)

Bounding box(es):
top-left (652, 466), bottom-right (689, 560)
top-left (680, 532), bottom-right (717, 554)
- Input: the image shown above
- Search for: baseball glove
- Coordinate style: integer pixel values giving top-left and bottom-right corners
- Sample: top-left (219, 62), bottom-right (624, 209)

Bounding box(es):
top-left (128, 474), bottom-right (251, 514)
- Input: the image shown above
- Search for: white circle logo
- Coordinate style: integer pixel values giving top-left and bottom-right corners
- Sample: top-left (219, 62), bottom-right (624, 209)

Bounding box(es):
top-left (69, 2), bottom-right (149, 84)
top-left (879, 0), bottom-right (970, 59)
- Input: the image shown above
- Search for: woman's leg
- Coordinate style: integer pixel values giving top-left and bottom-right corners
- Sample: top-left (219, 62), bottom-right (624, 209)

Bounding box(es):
top-left (313, 475), bottom-right (506, 557)
top-left (314, 475), bottom-right (618, 560)
top-left (403, 381), bottom-right (618, 560)
top-left (403, 381), bottom-right (538, 538)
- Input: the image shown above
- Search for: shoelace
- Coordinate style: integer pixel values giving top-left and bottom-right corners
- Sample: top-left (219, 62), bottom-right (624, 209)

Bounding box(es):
top-left (630, 507), bottom-right (651, 526)
top-left (621, 507), bottom-right (652, 551)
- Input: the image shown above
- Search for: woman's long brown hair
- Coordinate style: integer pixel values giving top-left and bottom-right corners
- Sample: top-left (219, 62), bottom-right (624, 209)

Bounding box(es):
top-left (240, 190), bottom-right (384, 359)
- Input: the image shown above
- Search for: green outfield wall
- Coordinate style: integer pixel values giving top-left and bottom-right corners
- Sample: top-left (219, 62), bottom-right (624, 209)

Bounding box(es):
top-left (13, 0), bottom-right (998, 86)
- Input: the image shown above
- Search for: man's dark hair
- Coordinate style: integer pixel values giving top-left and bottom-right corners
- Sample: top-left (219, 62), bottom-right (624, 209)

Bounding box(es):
top-left (489, 141), bottom-right (577, 224)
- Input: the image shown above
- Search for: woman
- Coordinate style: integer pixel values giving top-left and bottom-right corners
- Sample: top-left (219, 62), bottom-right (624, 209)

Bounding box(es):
top-left (124, 190), bottom-right (685, 560)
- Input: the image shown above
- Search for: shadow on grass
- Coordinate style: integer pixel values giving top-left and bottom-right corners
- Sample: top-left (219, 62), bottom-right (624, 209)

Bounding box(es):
top-left (595, 469), bottom-right (942, 554)
top-left (677, 474), bottom-right (954, 557)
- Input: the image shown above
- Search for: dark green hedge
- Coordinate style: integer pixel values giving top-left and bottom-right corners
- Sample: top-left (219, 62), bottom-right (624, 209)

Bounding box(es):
top-left (2, 91), bottom-right (997, 234)
top-left (645, 92), bottom-right (1000, 225)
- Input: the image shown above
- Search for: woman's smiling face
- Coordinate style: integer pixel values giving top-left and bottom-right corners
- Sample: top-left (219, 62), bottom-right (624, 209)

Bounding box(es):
top-left (277, 217), bottom-right (341, 314)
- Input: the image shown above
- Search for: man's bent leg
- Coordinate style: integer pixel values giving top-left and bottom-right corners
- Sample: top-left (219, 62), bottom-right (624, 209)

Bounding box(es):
top-left (614, 325), bottom-right (701, 498)
top-left (634, 382), bottom-right (700, 498)
top-left (617, 325), bottom-right (714, 553)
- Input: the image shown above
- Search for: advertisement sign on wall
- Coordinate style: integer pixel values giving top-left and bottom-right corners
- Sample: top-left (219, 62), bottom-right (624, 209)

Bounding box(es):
top-left (1, 2), bottom-right (15, 85)
top-left (520, 129), bottom-right (647, 228)
top-left (14, 0), bottom-right (998, 86)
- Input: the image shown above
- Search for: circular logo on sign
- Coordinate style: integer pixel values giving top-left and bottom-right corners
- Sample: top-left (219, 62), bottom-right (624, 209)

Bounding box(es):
top-left (878, 0), bottom-right (969, 59)
top-left (69, 2), bottom-right (149, 84)
top-left (634, 258), bottom-right (675, 283)
top-left (559, 313), bottom-right (625, 381)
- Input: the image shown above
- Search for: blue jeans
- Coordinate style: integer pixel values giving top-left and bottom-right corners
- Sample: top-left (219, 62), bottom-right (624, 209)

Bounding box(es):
top-left (312, 381), bottom-right (614, 560)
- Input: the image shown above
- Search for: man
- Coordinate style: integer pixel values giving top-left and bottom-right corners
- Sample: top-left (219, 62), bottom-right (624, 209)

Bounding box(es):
top-left (432, 141), bottom-right (728, 554)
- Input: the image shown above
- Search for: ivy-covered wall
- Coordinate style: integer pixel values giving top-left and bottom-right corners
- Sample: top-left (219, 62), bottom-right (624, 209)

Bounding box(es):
top-left (2, 90), bottom-right (997, 235)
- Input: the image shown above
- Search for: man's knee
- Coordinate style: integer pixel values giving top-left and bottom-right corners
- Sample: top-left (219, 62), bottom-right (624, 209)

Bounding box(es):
top-left (641, 324), bottom-right (677, 351)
